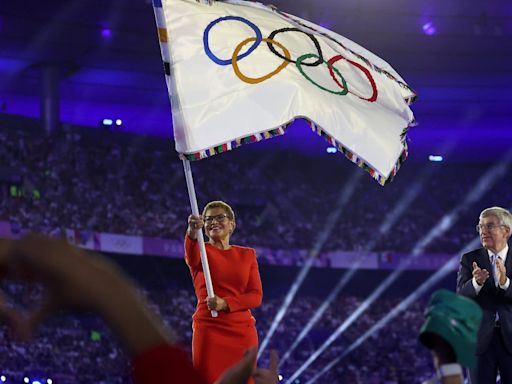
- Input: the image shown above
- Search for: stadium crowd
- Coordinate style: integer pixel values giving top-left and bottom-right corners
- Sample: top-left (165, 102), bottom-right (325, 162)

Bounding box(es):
top-left (0, 122), bottom-right (498, 383)
top-left (0, 125), bottom-right (510, 258)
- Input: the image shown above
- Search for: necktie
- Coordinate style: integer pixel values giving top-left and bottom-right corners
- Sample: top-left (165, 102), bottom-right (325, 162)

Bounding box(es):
top-left (492, 254), bottom-right (498, 287)
top-left (492, 254), bottom-right (501, 323)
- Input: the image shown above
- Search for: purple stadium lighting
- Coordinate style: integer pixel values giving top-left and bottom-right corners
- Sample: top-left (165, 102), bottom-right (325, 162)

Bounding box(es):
top-left (101, 27), bottom-right (112, 39)
top-left (291, 152), bottom-right (512, 384)
top-left (422, 21), bottom-right (436, 35)
top-left (258, 171), bottom-right (364, 360)
top-left (305, 240), bottom-right (480, 384)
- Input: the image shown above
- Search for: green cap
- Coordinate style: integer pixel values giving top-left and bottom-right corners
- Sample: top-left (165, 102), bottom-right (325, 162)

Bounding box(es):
top-left (419, 289), bottom-right (482, 368)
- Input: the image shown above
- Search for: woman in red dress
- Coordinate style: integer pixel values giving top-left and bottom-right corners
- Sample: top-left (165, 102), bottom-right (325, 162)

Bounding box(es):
top-left (185, 201), bottom-right (263, 384)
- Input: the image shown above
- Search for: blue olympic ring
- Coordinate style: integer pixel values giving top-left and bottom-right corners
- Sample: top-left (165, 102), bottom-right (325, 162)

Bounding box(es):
top-left (203, 16), bottom-right (263, 66)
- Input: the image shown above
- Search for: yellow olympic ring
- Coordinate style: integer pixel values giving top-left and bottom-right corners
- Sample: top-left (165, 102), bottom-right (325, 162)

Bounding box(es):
top-left (232, 37), bottom-right (291, 84)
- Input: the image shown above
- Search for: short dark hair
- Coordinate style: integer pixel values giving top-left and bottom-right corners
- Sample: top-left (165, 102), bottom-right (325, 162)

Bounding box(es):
top-left (202, 201), bottom-right (235, 221)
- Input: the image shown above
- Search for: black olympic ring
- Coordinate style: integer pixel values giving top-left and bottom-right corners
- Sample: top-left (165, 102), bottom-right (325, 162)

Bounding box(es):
top-left (267, 27), bottom-right (324, 67)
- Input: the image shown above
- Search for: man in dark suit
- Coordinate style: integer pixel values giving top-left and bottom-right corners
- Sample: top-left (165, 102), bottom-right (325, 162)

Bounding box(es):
top-left (457, 206), bottom-right (512, 384)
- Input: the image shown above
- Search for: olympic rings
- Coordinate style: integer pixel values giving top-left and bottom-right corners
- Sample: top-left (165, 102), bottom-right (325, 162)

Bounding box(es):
top-left (327, 55), bottom-right (378, 102)
top-left (203, 16), bottom-right (379, 102)
top-left (203, 16), bottom-right (262, 66)
top-left (232, 37), bottom-right (291, 84)
top-left (296, 54), bottom-right (348, 95)
top-left (267, 28), bottom-right (323, 67)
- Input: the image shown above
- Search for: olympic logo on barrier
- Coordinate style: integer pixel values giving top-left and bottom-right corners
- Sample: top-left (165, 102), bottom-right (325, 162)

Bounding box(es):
top-left (203, 16), bottom-right (378, 102)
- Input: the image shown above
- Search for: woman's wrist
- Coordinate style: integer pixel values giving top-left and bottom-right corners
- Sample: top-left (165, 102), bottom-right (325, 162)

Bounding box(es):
top-left (187, 228), bottom-right (197, 240)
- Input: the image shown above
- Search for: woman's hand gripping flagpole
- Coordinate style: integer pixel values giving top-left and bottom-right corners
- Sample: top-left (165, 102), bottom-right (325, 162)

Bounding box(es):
top-left (182, 159), bottom-right (218, 318)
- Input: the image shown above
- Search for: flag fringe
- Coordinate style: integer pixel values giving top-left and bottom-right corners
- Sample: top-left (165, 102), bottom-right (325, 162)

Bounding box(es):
top-left (179, 117), bottom-right (413, 186)
top-left (179, 123), bottom-right (289, 161)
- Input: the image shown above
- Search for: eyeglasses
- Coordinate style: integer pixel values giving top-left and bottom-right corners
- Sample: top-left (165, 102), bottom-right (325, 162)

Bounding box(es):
top-left (476, 223), bottom-right (505, 233)
top-left (204, 214), bottom-right (229, 224)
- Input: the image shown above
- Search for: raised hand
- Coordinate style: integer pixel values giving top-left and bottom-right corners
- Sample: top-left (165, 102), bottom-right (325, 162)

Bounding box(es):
top-left (496, 258), bottom-right (508, 286)
top-left (187, 214), bottom-right (205, 240)
top-left (0, 235), bottom-right (173, 356)
top-left (472, 262), bottom-right (489, 286)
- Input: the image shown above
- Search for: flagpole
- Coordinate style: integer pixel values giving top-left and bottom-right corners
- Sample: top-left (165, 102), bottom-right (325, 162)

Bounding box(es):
top-left (182, 158), bottom-right (218, 318)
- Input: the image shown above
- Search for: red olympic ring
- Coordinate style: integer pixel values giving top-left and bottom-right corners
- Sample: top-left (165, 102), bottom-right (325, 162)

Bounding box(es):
top-left (327, 55), bottom-right (378, 102)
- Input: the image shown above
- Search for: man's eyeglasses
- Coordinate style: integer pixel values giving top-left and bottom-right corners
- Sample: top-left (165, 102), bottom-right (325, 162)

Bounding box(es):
top-left (204, 214), bottom-right (229, 224)
top-left (476, 223), bottom-right (505, 233)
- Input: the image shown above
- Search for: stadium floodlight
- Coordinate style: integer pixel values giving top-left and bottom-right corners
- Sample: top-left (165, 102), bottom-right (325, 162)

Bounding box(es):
top-left (414, 149), bottom-right (512, 255)
top-left (23, 378), bottom-right (29, 384)
top-left (422, 22), bottom-right (436, 36)
top-left (258, 170), bottom-right (363, 359)
top-left (280, 164), bottom-right (437, 367)
top-left (101, 118), bottom-right (123, 129)
top-left (286, 152), bottom-right (512, 383)
top-left (47, 379), bottom-right (53, 384)
top-left (32, 381), bottom-right (42, 384)
top-left (280, 141), bottom-right (456, 367)
top-left (0, 375), bottom-right (5, 382)
top-left (101, 27), bottom-right (112, 39)
top-left (428, 155), bottom-right (443, 162)
top-left (326, 147), bottom-right (336, 154)
top-left (305, 237), bottom-right (483, 384)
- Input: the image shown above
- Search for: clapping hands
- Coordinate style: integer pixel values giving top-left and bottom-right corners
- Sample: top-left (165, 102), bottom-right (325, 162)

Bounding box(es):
top-left (472, 262), bottom-right (489, 286)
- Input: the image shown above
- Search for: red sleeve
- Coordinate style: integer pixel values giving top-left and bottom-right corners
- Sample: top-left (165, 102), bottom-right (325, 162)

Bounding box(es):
top-left (184, 235), bottom-right (201, 270)
top-left (224, 249), bottom-right (263, 312)
top-left (132, 343), bottom-right (206, 384)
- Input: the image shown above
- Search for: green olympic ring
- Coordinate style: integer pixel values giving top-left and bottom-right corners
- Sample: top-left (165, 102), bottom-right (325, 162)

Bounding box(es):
top-left (295, 54), bottom-right (348, 96)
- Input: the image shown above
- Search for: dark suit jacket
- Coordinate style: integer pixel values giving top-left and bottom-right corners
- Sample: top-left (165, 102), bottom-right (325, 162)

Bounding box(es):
top-left (457, 245), bottom-right (512, 354)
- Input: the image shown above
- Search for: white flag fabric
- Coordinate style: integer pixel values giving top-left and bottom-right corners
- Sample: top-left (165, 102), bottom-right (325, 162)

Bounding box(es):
top-left (153, 0), bottom-right (416, 184)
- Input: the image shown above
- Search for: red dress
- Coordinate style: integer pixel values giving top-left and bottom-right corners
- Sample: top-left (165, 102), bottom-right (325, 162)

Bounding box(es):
top-left (185, 236), bottom-right (263, 384)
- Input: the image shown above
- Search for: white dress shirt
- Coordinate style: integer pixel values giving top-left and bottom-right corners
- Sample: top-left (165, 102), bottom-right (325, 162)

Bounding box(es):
top-left (473, 244), bottom-right (510, 294)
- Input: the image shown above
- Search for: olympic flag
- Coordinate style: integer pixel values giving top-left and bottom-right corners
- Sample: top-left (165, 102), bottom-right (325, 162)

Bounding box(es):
top-left (153, 0), bottom-right (416, 184)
